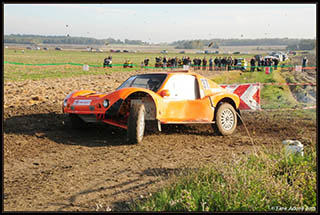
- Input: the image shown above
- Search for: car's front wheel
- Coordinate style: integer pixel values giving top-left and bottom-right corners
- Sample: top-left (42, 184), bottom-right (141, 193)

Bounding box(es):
top-left (213, 103), bottom-right (237, 135)
top-left (127, 103), bottom-right (146, 144)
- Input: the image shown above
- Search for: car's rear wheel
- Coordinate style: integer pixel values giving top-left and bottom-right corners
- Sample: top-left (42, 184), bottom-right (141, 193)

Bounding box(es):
top-left (127, 103), bottom-right (146, 144)
top-left (69, 114), bottom-right (87, 129)
top-left (213, 103), bottom-right (237, 135)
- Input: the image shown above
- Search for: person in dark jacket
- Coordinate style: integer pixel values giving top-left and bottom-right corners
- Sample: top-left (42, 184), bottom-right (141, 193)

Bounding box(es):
top-left (197, 58), bottom-right (201, 70)
top-left (144, 58), bottom-right (149, 67)
top-left (218, 57), bottom-right (222, 70)
top-left (257, 57), bottom-right (261, 71)
top-left (260, 58), bottom-right (265, 71)
top-left (273, 58), bottom-right (279, 70)
top-left (214, 57), bottom-right (219, 70)
top-left (234, 58), bottom-right (238, 70)
top-left (250, 57), bottom-right (256, 72)
top-left (163, 56), bottom-right (167, 68)
top-left (193, 58), bottom-right (197, 70)
top-left (209, 57), bottom-right (213, 71)
top-left (302, 56), bottom-right (308, 72)
top-left (221, 57), bottom-right (227, 71)
top-left (202, 57), bottom-right (207, 70)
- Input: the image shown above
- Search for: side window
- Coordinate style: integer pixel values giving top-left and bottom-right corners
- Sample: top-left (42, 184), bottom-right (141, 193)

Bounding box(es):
top-left (163, 74), bottom-right (200, 100)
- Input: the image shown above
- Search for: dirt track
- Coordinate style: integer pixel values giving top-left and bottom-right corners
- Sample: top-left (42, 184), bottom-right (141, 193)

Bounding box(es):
top-left (3, 69), bottom-right (317, 211)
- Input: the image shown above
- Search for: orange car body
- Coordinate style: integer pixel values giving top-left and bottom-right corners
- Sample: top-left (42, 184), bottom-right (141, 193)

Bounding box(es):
top-left (62, 71), bottom-right (240, 129)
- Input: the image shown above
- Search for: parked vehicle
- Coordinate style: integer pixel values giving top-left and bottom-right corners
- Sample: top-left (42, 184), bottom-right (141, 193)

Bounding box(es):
top-left (62, 71), bottom-right (240, 144)
top-left (235, 58), bottom-right (247, 71)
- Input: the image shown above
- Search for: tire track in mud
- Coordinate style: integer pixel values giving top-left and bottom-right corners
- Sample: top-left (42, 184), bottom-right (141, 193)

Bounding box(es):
top-left (3, 70), bottom-right (317, 211)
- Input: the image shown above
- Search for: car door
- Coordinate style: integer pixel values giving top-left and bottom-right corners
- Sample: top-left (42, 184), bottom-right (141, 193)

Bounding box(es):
top-left (160, 74), bottom-right (213, 123)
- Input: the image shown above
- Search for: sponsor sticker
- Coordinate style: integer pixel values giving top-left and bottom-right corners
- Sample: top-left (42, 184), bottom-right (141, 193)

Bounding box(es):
top-left (73, 100), bottom-right (92, 106)
top-left (201, 78), bottom-right (210, 89)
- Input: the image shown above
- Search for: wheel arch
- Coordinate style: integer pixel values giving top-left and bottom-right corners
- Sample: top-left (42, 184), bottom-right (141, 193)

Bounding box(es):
top-left (124, 91), bottom-right (158, 120)
top-left (214, 97), bottom-right (240, 122)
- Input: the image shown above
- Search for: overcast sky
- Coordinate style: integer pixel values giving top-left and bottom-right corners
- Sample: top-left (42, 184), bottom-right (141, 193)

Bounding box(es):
top-left (4, 4), bottom-right (317, 43)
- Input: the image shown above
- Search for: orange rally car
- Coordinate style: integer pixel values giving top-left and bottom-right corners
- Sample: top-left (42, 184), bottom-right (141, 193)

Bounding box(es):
top-left (62, 70), bottom-right (240, 144)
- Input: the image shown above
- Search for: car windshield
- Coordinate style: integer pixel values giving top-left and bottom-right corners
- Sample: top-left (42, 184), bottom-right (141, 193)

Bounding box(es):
top-left (116, 74), bottom-right (167, 92)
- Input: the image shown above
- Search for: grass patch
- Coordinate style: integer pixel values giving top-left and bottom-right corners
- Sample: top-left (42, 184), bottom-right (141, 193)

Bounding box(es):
top-left (132, 143), bottom-right (317, 212)
top-left (210, 70), bottom-right (300, 109)
top-left (3, 49), bottom-right (258, 81)
top-left (3, 64), bottom-right (137, 81)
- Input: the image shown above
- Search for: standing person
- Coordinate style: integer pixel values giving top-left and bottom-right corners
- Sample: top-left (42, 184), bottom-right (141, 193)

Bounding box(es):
top-left (273, 58), bottom-right (279, 70)
top-left (227, 57), bottom-right (232, 71)
top-left (103, 57), bottom-right (109, 68)
top-left (214, 57), bottom-right (219, 70)
top-left (302, 56), bottom-right (308, 72)
top-left (197, 58), bottom-right (201, 70)
top-left (257, 57), bottom-right (262, 71)
top-left (209, 57), bottom-right (213, 71)
top-left (218, 57), bottom-right (222, 71)
top-left (229, 57), bottom-right (234, 70)
top-left (202, 57), bottom-right (207, 70)
top-left (144, 58), bottom-right (149, 67)
top-left (234, 58), bottom-right (238, 70)
top-left (193, 58), bottom-right (197, 70)
top-left (163, 56), bottom-right (167, 68)
top-left (260, 58), bottom-right (265, 72)
top-left (221, 57), bottom-right (226, 71)
top-left (250, 57), bottom-right (256, 72)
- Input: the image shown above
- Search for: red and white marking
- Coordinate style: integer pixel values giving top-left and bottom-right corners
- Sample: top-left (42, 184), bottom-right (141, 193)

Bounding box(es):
top-left (220, 83), bottom-right (261, 110)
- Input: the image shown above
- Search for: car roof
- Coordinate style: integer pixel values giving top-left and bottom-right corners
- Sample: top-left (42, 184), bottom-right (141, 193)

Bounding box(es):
top-left (137, 70), bottom-right (201, 76)
top-left (135, 71), bottom-right (208, 80)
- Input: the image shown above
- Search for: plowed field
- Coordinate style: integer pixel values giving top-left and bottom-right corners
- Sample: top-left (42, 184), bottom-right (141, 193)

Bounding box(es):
top-left (3, 69), bottom-right (316, 211)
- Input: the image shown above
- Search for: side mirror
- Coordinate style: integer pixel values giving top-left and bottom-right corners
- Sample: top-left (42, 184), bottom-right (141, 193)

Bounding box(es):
top-left (159, 89), bottom-right (170, 97)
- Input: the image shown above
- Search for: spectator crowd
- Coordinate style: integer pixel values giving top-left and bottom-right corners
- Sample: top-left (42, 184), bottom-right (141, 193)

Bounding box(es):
top-left (104, 55), bottom-right (284, 72)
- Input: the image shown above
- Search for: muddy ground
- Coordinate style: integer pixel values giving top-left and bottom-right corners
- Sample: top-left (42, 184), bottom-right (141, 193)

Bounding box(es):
top-left (3, 68), bottom-right (317, 211)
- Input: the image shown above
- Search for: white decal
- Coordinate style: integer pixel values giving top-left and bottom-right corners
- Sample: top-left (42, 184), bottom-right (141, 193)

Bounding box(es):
top-left (73, 100), bottom-right (92, 106)
top-left (201, 79), bottom-right (210, 90)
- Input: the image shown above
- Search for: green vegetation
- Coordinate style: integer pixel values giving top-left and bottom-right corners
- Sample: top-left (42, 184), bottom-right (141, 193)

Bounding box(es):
top-left (4, 49), bottom-right (254, 81)
top-left (171, 38), bottom-right (313, 48)
top-left (210, 70), bottom-right (299, 109)
top-left (286, 39), bottom-right (316, 51)
top-left (132, 143), bottom-right (316, 212)
top-left (4, 34), bottom-right (148, 45)
top-left (175, 40), bottom-right (205, 49)
top-left (5, 34), bottom-right (315, 50)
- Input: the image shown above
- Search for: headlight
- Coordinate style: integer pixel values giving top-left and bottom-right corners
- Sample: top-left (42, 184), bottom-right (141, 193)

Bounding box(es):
top-left (63, 99), bottom-right (68, 107)
top-left (103, 99), bottom-right (109, 108)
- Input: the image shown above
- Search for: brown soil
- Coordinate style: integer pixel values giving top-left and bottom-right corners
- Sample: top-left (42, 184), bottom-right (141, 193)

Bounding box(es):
top-left (3, 69), bottom-right (317, 211)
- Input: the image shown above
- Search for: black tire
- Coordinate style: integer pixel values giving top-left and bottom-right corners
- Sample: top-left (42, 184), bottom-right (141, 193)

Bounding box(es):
top-left (213, 103), bottom-right (237, 135)
top-left (127, 103), bottom-right (146, 144)
top-left (69, 114), bottom-right (87, 129)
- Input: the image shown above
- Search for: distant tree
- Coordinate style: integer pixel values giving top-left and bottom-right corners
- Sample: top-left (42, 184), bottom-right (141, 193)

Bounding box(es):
top-left (175, 40), bottom-right (204, 49)
top-left (286, 39), bottom-right (315, 50)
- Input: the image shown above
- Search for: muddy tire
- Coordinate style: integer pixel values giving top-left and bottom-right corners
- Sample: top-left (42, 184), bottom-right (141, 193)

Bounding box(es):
top-left (213, 103), bottom-right (237, 135)
top-left (69, 114), bottom-right (87, 129)
top-left (127, 103), bottom-right (146, 144)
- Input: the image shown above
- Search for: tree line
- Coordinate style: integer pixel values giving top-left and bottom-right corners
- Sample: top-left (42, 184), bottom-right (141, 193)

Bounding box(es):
top-left (4, 34), bottom-right (148, 45)
top-left (172, 38), bottom-right (316, 50)
top-left (4, 34), bottom-right (315, 50)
